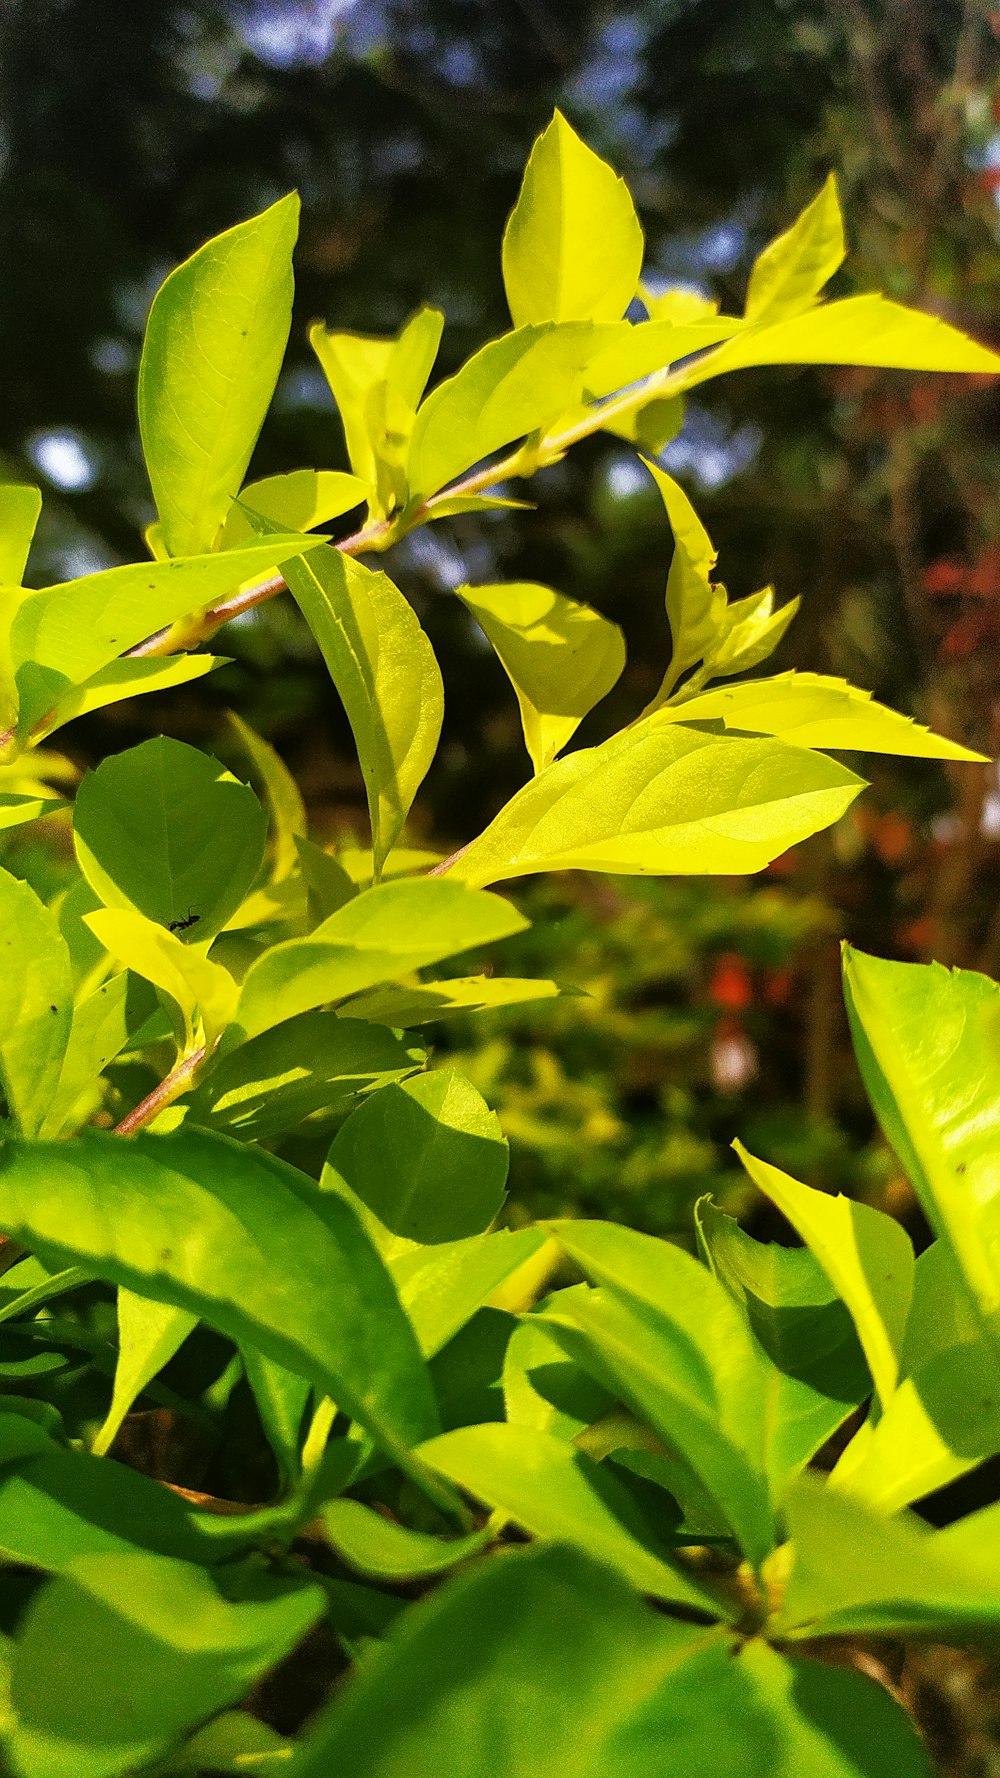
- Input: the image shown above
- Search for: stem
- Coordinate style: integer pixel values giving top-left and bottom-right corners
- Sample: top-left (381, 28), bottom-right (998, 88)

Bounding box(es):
top-left (111, 355), bottom-right (699, 671)
top-left (114, 1045), bottom-right (206, 1137)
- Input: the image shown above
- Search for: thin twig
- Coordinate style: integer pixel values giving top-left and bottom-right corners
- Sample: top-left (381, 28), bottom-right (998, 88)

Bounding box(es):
top-left (114, 1045), bottom-right (206, 1137)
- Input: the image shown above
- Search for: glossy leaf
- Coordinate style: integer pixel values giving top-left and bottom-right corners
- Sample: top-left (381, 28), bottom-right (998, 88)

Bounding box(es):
top-left (0, 1421), bottom-right (276, 1572)
top-left (321, 1497), bottom-right (490, 1582)
top-left (776, 1472), bottom-right (1000, 1648)
top-left (73, 735), bottom-right (267, 941)
top-left (328, 1069), bottom-right (508, 1243)
top-left (538, 1220), bottom-right (776, 1563)
top-left (310, 306), bottom-right (443, 515)
top-left (390, 1227), bottom-right (549, 1357)
top-left (502, 110), bottom-right (643, 328)
top-left (92, 1292), bottom-right (197, 1458)
top-left (239, 1347), bottom-right (312, 1485)
top-left (295, 835), bottom-right (358, 920)
top-left (221, 467), bottom-right (368, 548)
top-left (656, 670), bottom-right (984, 759)
top-left (0, 483), bottom-right (42, 584)
top-left (85, 908), bottom-right (239, 1050)
top-left (830, 1241), bottom-right (1000, 1511)
top-left (0, 867), bottom-right (73, 1136)
top-left (407, 320), bottom-right (615, 499)
top-left (457, 580), bottom-right (625, 772)
top-left (696, 1196), bottom-right (870, 1483)
top-left (293, 1540), bottom-right (926, 1778)
top-left (9, 536), bottom-right (324, 738)
top-left (282, 546), bottom-right (443, 876)
top-left (340, 973), bottom-right (563, 1026)
top-left (744, 175), bottom-right (845, 324)
top-left (503, 1306), bottom-right (617, 1441)
top-left (229, 878), bottom-right (526, 1043)
top-left (421, 1423), bottom-right (720, 1612)
top-left (6, 1551), bottom-right (323, 1778)
top-left (138, 193), bottom-right (299, 556)
top-left (35, 652), bottom-right (228, 741)
top-left (733, 1142), bottom-right (913, 1409)
top-left (842, 946), bottom-right (1000, 1347)
top-left (226, 710), bottom-right (306, 884)
top-left (188, 1012), bottom-right (423, 1140)
top-left (446, 720), bottom-right (863, 888)
top-left (0, 1125), bottom-right (440, 1464)
top-left (681, 292), bottom-right (1000, 391)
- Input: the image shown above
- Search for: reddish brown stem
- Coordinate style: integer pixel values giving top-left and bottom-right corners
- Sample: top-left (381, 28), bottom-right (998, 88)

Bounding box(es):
top-left (114, 1045), bottom-right (206, 1137)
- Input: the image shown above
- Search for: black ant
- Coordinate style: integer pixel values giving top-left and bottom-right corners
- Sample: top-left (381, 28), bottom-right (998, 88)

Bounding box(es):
top-left (168, 910), bottom-right (201, 934)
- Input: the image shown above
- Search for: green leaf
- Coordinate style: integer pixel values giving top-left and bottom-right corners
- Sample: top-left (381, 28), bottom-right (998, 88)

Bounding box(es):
top-left (446, 720), bottom-right (863, 888)
top-left (503, 1304), bottom-right (617, 1441)
top-left (295, 836), bottom-right (358, 920)
top-left (539, 1220), bottom-right (777, 1564)
top-left (157, 1712), bottom-right (290, 1776)
top-left (293, 1540), bottom-right (927, 1778)
top-left (655, 670), bottom-right (985, 759)
top-left (745, 175), bottom-right (845, 324)
top-left (696, 1197), bottom-right (870, 1484)
top-left (456, 581), bottom-right (625, 772)
top-left (9, 537), bottom-right (324, 739)
top-left (310, 306), bottom-right (443, 516)
top-left (407, 320), bottom-right (616, 499)
top-left (420, 1423), bottom-right (720, 1613)
top-left (35, 652), bottom-right (228, 741)
top-left (85, 908), bottom-right (239, 1051)
top-left (229, 878), bottom-right (526, 1043)
top-left (0, 1419), bottom-right (277, 1572)
top-left (339, 974), bottom-right (563, 1026)
top-left (92, 1292), bottom-right (197, 1458)
top-left (187, 1012), bottom-right (424, 1141)
top-left (73, 735), bottom-right (267, 942)
top-left (732, 1143), bottom-right (913, 1410)
top-left (841, 946), bottom-right (1000, 1348)
top-left (637, 465), bottom-right (798, 712)
top-left (0, 1125), bottom-right (439, 1464)
top-left (138, 193), bottom-right (300, 556)
top-left (502, 110), bottom-right (643, 328)
top-left (0, 483), bottom-right (42, 584)
top-left (226, 711), bottom-right (306, 885)
top-left (320, 1497), bottom-right (490, 1582)
top-left (389, 1227), bottom-right (549, 1358)
top-left (282, 547), bottom-right (443, 876)
top-left (328, 1070), bottom-right (508, 1244)
top-left (221, 468), bottom-right (368, 549)
top-left (239, 1347), bottom-right (312, 1485)
top-left (775, 1471), bottom-right (1000, 1647)
top-left (830, 1240), bottom-right (1000, 1511)
top-left (680, 292), bottom-right (1000, 391)
top-left (6, 1551), bottom-right (323, 1778)
top-left (0, 793), bottom-right (66, 829)
top-left (0, 867), bottom-right (73, 1136)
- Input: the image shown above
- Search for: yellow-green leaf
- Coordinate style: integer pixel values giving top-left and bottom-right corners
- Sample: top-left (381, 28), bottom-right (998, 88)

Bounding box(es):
top-left (138, 193), bottom-right (300, 555)
top-left (0, 868), bottom-right (73, 1136)
top-left (655, 671), bottom-right (986, 760)
top-left (221, 469), bottom-right (368, 549)
top-left (9, 536), bottom-right (325, 740)
top-left (745, 175), bottom-right (845, 324)
top-left (34, 653), bottom-right (227, 742)
top-left (680, 293), bottom-right (1000, 390)
top-left (86, 908), bottom-right (239, 1050)
top-left (92, 1292), bottom-right (198, 1457)
top-left (282, 547), bottom-right (443, 878)
top-left (310, 307), bottom-right (443, 517)
top-left (0, 483), bottom-right (42, 585)
top-left (456, 581), bottom-right (625, 772)
top-left (733, 1141), bottom-right (913, 1409)
top-left (339, 974), bottom-right (563, 1026)
top-left (502, 110), bottom-right (644, 329)
top-left (445, 721), bottom-right (864, 888)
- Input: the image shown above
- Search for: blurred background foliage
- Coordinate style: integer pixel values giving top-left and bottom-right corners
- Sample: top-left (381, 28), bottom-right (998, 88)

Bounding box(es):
top-left (1, 0), bottom-right (999, 1262)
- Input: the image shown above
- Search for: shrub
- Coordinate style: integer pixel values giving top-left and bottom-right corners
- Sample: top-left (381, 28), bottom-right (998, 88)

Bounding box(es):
top-left (0, 114), bottom-right (998, 1776)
